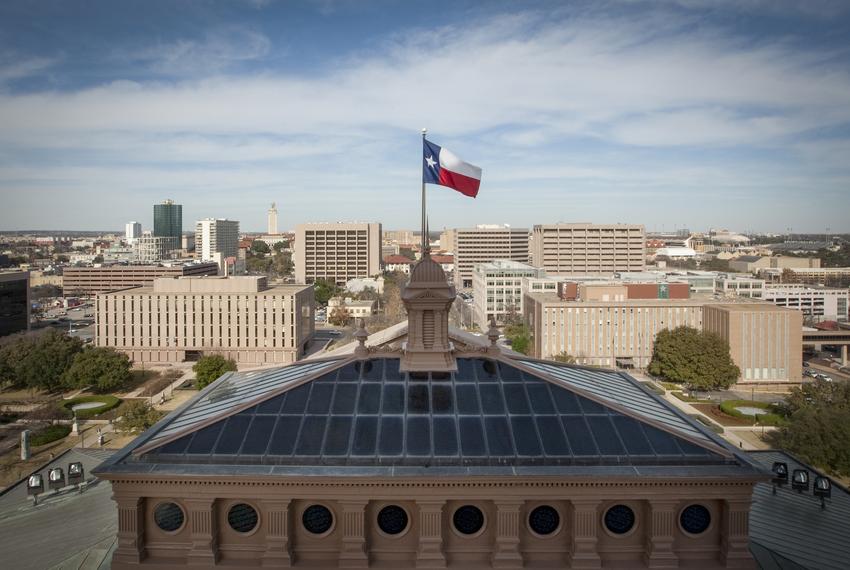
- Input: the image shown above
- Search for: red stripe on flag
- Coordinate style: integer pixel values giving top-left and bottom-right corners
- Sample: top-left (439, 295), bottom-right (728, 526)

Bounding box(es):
top-left (438, 169), bottom-right (480, 198)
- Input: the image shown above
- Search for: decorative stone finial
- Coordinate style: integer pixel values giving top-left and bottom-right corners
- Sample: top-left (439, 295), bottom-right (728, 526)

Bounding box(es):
top-left (354, 318), bottom-right (369, 358)
top-left (487, 317), bottom-right (501, 355)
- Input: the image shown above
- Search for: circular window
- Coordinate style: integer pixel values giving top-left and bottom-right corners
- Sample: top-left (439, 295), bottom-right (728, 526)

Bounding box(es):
top-left (228, 503), bottom-right (259, 533)
top-left (604, 505), bottom-right (635, 535)
top-left (302, 504), bottom-right (334, 535)
top-left (154, 502), bottom-right (185, 533)
top-left (680, 504), bottom-right (711, 535)
top-left (377, 505), bottom-right (409, 536)
top-left (453, 505), bottom-right (485, 536)
top-left (529, 505), bottom-right (560, 536)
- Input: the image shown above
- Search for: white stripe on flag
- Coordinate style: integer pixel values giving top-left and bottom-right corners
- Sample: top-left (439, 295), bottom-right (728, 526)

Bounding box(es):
top-left (438, 146), bottom-right (482, 180)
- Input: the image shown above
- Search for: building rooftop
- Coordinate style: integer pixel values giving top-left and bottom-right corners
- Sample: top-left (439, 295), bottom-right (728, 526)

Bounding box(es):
top-left (475, 259), bottom-right (537, 271)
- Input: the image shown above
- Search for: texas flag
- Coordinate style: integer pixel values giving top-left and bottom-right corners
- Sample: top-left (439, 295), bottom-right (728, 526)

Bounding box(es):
top-left (423, 139), bottom-right (482, 198)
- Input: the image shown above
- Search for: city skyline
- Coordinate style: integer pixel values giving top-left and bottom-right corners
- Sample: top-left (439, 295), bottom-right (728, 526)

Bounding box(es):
top-left (2, 0), bottom-right (850, 232)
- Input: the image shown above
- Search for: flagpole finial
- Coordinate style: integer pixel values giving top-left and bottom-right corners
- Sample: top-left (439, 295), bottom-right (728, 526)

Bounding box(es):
top-left (421, 128), bottom-right (427, 135)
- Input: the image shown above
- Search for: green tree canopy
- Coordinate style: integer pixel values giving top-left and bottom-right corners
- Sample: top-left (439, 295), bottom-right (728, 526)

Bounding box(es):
top-left (193, 354), bottom-right (238, 389)
top-left (504, 322), bottom-right (532, 355)
top-left (0, 329), bottom-right (83, 391)
top-left (62, 346), bottom-right (131, 393)
top-left (114, 401), bottom-right (164, 434)
top-left (272, 240), bottom-right (287, 253)
top-left (313, 278), bottom-right (341, 306)
top-left (328, 305), bottom-right (352, 327)
top-left (648, 326), bottom-right (739, 391)
top-left (552, 352), bottom-right (576, 364)
top-left (251, 240), bottom-right (271, 255)
top-left (768, 382), bottom-right (850, 477)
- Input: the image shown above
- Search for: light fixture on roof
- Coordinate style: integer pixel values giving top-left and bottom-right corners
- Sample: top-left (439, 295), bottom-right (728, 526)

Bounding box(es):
top-left (814, 476), bottom-right (832, 509)
top-left (771, 461), bottom-right (788, 494)
top-left (791, 469), bottom-right (809, 493)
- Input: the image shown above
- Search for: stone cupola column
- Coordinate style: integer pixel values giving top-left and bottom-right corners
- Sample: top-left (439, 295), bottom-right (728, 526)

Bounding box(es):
top-left (643, 500), bottom-right (679, 568)
top-left (720, 498), bottom-right (755, 568)
top-left (114, 496), bottom-right (146, 564)
top-left (491, 500), bottom-right (524, 568)
top-left (185, 498), bottom-right (220, 566)
top-left (569, 499), bottom-right (602, 569)
top-left (261, 499), bottom-right (293, 567)
top-left (416, 500), bottom-right (447, 568)
top-left (338, 499), bottom-right (369, 568)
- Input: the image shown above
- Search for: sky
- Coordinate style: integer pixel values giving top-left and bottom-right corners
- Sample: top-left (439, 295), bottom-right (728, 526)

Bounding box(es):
top-left (1, 0), bottom-right (849, 234)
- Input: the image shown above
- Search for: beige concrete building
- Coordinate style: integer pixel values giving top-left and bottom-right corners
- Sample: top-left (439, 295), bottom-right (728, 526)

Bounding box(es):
top-left (295, 222), bottom-right (382, 285)
top-left (703, 304), bottom-right (802, 385)
top-left (95, 276), bottom-right (314, 365)
top-left (453, 225), bottom-right (529, 289)
top-left (765, 266), bottom-right (850, 288)
top-left (95, 254), bottom-right (765, 569)
top-left (728, 255), bottom-right (820, 273)
top-left (715, 276), bottom-right (765, 299)
top-left (532, 224), bottom-right (646, 275)
top-left (133, 236), bottom-right (180, 263)
top-left (327, 296), bottom-right (377, 319)
top-left (383, 229), bottom-right (416, 245)
top-left (195, 218), bottom-right (239, 269)
top-left (761, 284), bottom-right (849, 322)
top-left (472, 260), bottom-right (544, 329)
top-left (63, 262), bottom-right (219, 296)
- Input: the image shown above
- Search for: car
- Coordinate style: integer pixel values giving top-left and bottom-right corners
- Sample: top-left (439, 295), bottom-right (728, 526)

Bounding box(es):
top-left (803, 369), bottom-right (816, 377)
top-left (802, 361), bottom-right (810, 368)
top-left (84, 312), bottom-right (93, 317)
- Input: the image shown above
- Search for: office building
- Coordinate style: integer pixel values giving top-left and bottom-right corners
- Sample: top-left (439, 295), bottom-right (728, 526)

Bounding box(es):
top-left (153, 199), bottom-right (182, 239)
top-left (453, 225), bottom-right (529, 289)
top-left (133, 236), bottom-right (180, 263)
top-left (715, 276), bottom-right (765, 299)
top-left (95, 276), bottom-right (313, 365)
top-left (0, 271), bottom-right (30, 337)
top-left (294, 222), bottom-right (382, 285)
top-left (472, 260), bottom-right (544, 329)
top-left (703, 304), bottom-right (803, 384)
top-left (195, 219), bottom-right (240, 270)
top-left (383, 229), bottom-right (415, 245)
top-left (766, 266), bottom-right (850, 288)
top-left (728, 255), bottom-right (820, 273)
top-left (268, 202), bottom-right (279, 235)
top-left (439, 228), bottom-right (455, 252)
top-left (96, 253), bottom-right (761, 569)
top-left (124, 221), bottom-right (142, 244)
top-left (63, 262), bottom-right (219, 296)
top-left (531, 223), bottom-right (646, 275)
top-left (761, 284), bottom-right (849, 322)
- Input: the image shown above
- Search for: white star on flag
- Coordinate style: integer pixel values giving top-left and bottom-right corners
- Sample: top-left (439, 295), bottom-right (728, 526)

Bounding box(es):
top-left (425, 155), bottom-right (437, 169)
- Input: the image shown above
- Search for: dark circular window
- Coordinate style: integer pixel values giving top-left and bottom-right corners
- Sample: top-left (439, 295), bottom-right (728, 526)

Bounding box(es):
top-left (302, 504), bottom-right (334, 535)
top-left (228, 503), bottom-right (259, 533)
top-left (604, 505), bottom-right (635, 535)
top-left (529, 505), bottom-right (560, 536)
top-left (453, 505), bottom-right (485, 535)
top-left (154, 502), bottom-right (185, 532)
top-left (680, 505), bottom-right (711, 535)
top-left (377, 505), bottom-right (409, 536)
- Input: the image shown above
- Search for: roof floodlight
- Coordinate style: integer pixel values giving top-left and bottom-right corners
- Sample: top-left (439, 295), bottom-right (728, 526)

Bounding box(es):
top-left (791, 469), bottom-right (809, 493)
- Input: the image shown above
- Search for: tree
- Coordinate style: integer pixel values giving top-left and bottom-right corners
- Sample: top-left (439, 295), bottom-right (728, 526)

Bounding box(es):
top-left (0, 329), bottom-right (83, 391)
top-left (504, 322), bottom-right (532, 355)
top-left (114, 401), bottom-right (164, 434)
top-left (193, 354), bottom-right (238, 389)
top-left (552, 352), bottom-right (576, 364)
top-left (246, 256), bottom-right (273, 274)
top-left (355, 286), bottom-right (380, 301)
top-left (767, 382), bottom-right (850, 477)
top-left (313, 278), bottom-right (341, 306)
top-left (272, 240), bottom-right (287, 253)
top-left (93, 254), bottom-right (104, 263)
top-left (648, 326), bottom-right (739, 391)
top-left (62, 346), bottom-right (131, 393)
top-left (272, 251), bottom-right (294, 277)
top-left (328, 304), bottom-right (352, 326)
top-left (251, 240), bottom-right (271, 256)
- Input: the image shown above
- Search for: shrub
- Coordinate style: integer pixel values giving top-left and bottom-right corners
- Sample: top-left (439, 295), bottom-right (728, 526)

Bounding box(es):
top-left (62, 395), bottom-right (122, 419)
top-left (114, 400), bottom-right (164, 434)
top-left (30, 424), bottom-right (71, 446)
top-left (718, 399), bottom-right (784, 426)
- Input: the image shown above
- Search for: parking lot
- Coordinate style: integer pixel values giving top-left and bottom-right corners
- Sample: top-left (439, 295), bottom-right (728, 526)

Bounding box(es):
top-left (38, 303), bottom-right (96, 344)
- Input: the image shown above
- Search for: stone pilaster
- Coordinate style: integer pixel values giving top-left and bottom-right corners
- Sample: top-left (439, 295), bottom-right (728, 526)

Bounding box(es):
top-left (338, 500), bottom-right (369, 568)
top-left (262, 499), bottom-right (292, 567)
top-left (185, 498), bottom-right (219, 566)
top-left (569, 499), bottom-right (601, 569)
top-left (643, 500), bottom-right (678, 568)
top-left (416, 500), bottom-right (447, 568)
top-left (720, 499), bottom-right (755, 568)
top-left (114, 496), bottom-right (146, 564)
top-left (492, 500), bottom-right (524, 568)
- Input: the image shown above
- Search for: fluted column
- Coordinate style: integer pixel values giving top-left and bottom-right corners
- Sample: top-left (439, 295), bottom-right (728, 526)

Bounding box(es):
top-left (262, 499), bottom-right (292, 567)
top-left (569, 499), bottom-right (601, 569)
top-left (339, 500), bottom-right (369, 568)
top-left (492, 500), bottom-right (524, 568)
top-left (416, 500), bottom-right (447, 568)
top-left (720, 499), bottom-right (755, 568)
top-left (114, 496), bottom-right (146, 564)
top-left (643, 500), bottom-right (678, 568)
top-left (185, 498), bottom-right (219, 566)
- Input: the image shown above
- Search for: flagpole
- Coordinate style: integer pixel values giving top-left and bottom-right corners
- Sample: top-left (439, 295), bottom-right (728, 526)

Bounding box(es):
top-left (421, 128), bottom-right (427, 255)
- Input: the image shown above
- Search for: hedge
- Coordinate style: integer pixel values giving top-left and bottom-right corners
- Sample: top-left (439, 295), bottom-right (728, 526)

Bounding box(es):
top-left (30, 424), bottom-right (71, 446)
top-left (640, 381), bottom-right (665, 396)
top-left (689, 414), bottom-right (724, 434)
top-left (61, 395), bottom-right (122, 419)
top-left (719, 399), bottom-right (784, 426)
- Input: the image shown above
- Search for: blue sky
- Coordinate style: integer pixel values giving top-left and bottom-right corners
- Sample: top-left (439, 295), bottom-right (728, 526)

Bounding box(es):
top-left (1, 0), bottom-right (849, 233)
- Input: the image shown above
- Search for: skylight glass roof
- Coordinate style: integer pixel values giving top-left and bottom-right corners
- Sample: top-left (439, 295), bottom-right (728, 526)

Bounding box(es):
top-left (141, 358), bottom-right (725, 467)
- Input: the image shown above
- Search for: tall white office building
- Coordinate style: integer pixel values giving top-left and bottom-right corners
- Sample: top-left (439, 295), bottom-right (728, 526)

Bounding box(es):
top-left (125, 221), bottom-right (142, 244)
top-left (268, 202), bottom-right (279, 235)
top-left (195, 219), bottom-right (240, 270)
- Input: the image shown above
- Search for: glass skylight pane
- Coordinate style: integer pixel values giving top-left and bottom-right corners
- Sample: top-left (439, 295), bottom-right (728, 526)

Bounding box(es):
top-left (504, 384), bottom-right (530, 414)
top-left (406, 417), bottom-right (431, 455)
top-left (215, 415), bottom-right (252, 454)
top-left (186, 422), bottom-right (224, 454)
top-left (459, 417), bottom-right (487, 456)
top-left (295, 416), bottom-right (327, 455)
top-left (306, 383), bottom-right (334, 414)
top-left (431, 384), bottom-right (453, 414)
top-left (378, 416), bottom-right (404, 455)
top-left (323, 416), bottom-right (353, 455)
top-left (282, 384), bottom-right (310, 414)
top-left (357, 383), bottom-right (381, 414)
top-left (382, 385), bottom-right (404, 414)
top-left (562, 416), bottom-right (598, 455)
top-left (480, 384), bottom-right (505, 414)
top-left (433, 417), bottom-right (458, 456)
top-left (352, 417), bottom-right (378, 455)
top-left (241, 416), bottom-right (276, 455)
top-left (611, 416), bottom-right (654, 455)
top-left (332, 384), bottom-right (357, 414)
top-left (408, 384), bottom-right (430, 414)
top-left (484, 417), bottom-right (514, 456)
top-left (511, 416), bottom-right (542, 456)
top-left (586, 416), bottom-right (625, 455)
top-left (455, 384), bottom-right (480, 414)
top-left (536, 416), bottom-right (570, 455)
top-left (267, 416), bottom-right (301, 455)
top-left (526, 383), bottom-right (556, 414)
